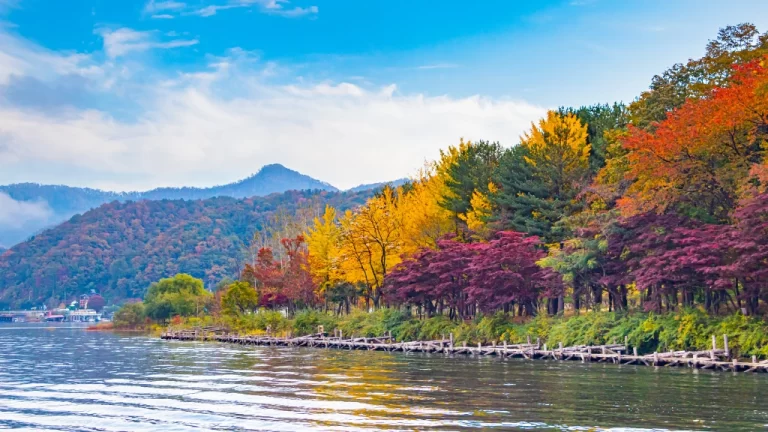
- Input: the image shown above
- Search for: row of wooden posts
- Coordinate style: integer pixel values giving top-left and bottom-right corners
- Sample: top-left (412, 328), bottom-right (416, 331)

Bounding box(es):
top-left (160, 325), bottom-right (768, 373)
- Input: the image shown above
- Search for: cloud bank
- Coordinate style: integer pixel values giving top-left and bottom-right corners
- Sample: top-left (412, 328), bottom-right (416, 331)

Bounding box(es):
top-left (0, 192), bottom-right (52, 228)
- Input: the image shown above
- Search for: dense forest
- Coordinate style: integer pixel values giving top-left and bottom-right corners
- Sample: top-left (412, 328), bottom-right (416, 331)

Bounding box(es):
top-left (0, 189), bottom-right (374, 309)
top-left (0, 164), bottom-right (340, 247)
top-left (179, 23), bottom-right (768, 321)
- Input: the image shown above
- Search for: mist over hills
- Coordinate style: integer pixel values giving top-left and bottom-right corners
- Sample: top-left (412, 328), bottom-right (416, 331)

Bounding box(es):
top-left (0, 164), bottom-right (405, 248)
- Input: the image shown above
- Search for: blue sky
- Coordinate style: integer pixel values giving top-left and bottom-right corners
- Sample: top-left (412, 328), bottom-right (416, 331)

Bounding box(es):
top-left (0, 0), bottom-right (767, 192)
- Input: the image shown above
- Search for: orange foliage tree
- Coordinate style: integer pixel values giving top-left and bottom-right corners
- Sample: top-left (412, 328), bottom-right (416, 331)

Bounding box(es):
top-left (618, 57), bottom-right (768, 221)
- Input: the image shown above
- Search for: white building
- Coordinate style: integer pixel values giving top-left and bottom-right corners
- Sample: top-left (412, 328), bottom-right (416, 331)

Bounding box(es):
top-left (67, 309), bottom-right (101, 322)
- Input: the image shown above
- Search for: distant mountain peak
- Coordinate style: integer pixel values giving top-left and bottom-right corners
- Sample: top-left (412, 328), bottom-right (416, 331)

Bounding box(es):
top-left (0, 163), bottom-right (339, 247)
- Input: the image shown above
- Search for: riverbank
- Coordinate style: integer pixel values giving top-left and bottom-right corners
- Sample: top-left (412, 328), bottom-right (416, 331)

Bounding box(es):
top-left (161, 329), bottom-right (768, 373)
top-left (153, 308), bottom-right (768, 360)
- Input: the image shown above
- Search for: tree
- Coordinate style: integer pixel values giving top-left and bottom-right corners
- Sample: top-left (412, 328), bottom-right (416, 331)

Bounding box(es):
top-left (87, 294), bottom-right (106, 312)
top-left (560, 103), bottom-right (628, 172)
top-left (439, 139), bottom-right (503, 234)
top-left (396, 165), bottom-right (454, 253)
top-left (338, 187), bottom-right (402, 308)
top-left (221, 281), bottom-right (259, 316)
top-left (629, 23), bottom-right (768, 129)
top-left (493, 111), bottom-right (591, 242)
top-left (619, 57), bottom-right (768, 221)
top-left (113, 302), bottom-right (146, 329)
top-left (467, 231), bottom-right (561, 316)
top-left (280, 235), bottom-right (316, 309)
top-left (458, 184), bottom-right (496, 238)
top-left (386, 237), bottom-right (477, 319)
top-left (306, 205), bottom-right (342, 296)
top-left (143, 274), bottom-right (212, 321)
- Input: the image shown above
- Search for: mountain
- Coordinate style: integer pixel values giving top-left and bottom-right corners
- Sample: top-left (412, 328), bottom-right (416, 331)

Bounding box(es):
top-left (0, 164), bottom-right (338, 248)
top-left (0, 189), bottom-right (373, 309)
top-left (346, 178), bottom-right (410, 193)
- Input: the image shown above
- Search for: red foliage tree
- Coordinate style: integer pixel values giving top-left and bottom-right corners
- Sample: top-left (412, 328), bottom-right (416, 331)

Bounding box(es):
top-left (467, 231), bottom-right (560, 316)
top-left (387, 231), bottom-right (562, 317)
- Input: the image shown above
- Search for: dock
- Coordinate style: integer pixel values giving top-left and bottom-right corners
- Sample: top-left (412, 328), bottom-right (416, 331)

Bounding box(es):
top-left (161, 328), bottom-right (768, 373)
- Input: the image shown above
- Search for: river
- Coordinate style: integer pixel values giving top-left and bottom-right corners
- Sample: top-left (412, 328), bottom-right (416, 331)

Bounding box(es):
top-left (0, 324), bottom-right (766, 431)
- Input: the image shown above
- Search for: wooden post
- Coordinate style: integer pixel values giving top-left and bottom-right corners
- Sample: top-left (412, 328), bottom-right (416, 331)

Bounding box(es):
top-left (462, 341), bottom-right (467, 348)
top-left (723, 334), bottom-right (729, 358)
top-left (527, 335), bottom-right (531, 345)
top-left (624, 336), bottom-right (628, 348)
top-left (543, 343), bottom-right (547, 351)
top-left (653, 352), bottom-right (658, 366)
top-left (340, 329), bottom-right (343, 340)
top-left (633, 347), bottom-right (638, 357)
top-left (753, 355), bottom-right (757, 364)
top-left (712, 334), bottom-right (717, 351)
top-left (449, 332), bottom-right (454, 348)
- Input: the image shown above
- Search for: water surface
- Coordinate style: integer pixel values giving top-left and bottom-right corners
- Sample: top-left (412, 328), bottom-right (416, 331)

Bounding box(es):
top-left (0, 324), bottom-right (766, 431)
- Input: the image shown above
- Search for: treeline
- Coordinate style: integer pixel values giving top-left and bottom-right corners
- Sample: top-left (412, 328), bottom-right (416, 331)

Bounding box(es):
top-left (213, 24), bottom-right (768, 319)
top-left (0, 189), bottom-right (373, 309)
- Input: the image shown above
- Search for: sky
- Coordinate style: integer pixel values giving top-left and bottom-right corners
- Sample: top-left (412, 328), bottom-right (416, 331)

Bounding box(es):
top-left (0, 0), bottom-right (767, 191)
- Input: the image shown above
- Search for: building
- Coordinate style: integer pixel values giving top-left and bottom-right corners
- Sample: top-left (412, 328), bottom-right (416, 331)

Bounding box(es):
top-left (67, 309), bottom-right (101, 322)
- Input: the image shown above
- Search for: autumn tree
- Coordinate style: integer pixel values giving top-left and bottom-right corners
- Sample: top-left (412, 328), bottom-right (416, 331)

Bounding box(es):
top-left (560, 103), bottom-right (629, 172)
top-left (396, 165), bottom-right (454, 252)
top-left (338, 186), bottom-right (402, 308)
top-left (618, 57), bottom-right (768, 221)
top-left (306, 205), bottom-right (342, 296)
top-left (629, 23), bottom-right (768, 129)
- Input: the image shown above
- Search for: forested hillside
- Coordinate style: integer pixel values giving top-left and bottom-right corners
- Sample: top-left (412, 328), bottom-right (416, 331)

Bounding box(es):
top-left (0, 164), bottom-right (338, 247)
top-left (0, 189), bottom-right (372, 309)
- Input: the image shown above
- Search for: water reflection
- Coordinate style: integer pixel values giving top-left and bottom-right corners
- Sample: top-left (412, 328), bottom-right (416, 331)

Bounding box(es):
top-left (0, 324), bottom-right (766, 431)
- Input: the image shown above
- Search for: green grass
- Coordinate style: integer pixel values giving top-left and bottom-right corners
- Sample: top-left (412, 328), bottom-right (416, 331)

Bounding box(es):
top-left (162, 307), bottom-right (768, 359)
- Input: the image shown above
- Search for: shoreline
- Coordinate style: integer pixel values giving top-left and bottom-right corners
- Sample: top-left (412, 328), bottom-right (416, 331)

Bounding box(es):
top-left (160, 330), bottom-right (768, 374)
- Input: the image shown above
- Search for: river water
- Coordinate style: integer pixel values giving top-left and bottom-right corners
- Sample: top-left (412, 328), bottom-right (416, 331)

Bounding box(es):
top-left (0, 324), bottom-right (766, 431)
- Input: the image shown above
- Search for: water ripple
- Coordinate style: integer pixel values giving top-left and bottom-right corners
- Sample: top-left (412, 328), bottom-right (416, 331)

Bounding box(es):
top-left (1, 324), bottom-right (767, 431)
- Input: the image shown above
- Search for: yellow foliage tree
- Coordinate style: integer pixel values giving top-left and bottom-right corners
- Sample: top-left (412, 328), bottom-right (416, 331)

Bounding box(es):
top-left (521, 110), bottom-right (590, 196)
top-left (458, 182), bottom-right (497, 236)
top-left (305, 205), bottom-right (342, 296)
top-left (396, 164), bottom-right (454, 255)
top-left (338, 186), bottom-right (403, 308)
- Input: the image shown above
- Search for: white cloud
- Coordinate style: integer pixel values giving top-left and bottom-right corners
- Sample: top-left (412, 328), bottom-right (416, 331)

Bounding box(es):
top-left (269, 5), bottom-right (318, 18)
top-left (144, 0), bottom-right (186, 14)
top-left (96, 28), bottom-right (198, 58)
top-left (417, 63), bottom-right (459, 70)
top-left (0, 193), bottom-right (52, 228)
top-left (0, 79), bottom-right (544, 190)
top-left (151, 14), bottom-right (176, 19)
top-left (0, 25), bottom-right (545, 191)
top-left (191, 4), bottom-right (236, 17)
top-left (190, 0), bottom-right (317, 18)
top-left (0, 32), bottom-right (99, 85)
